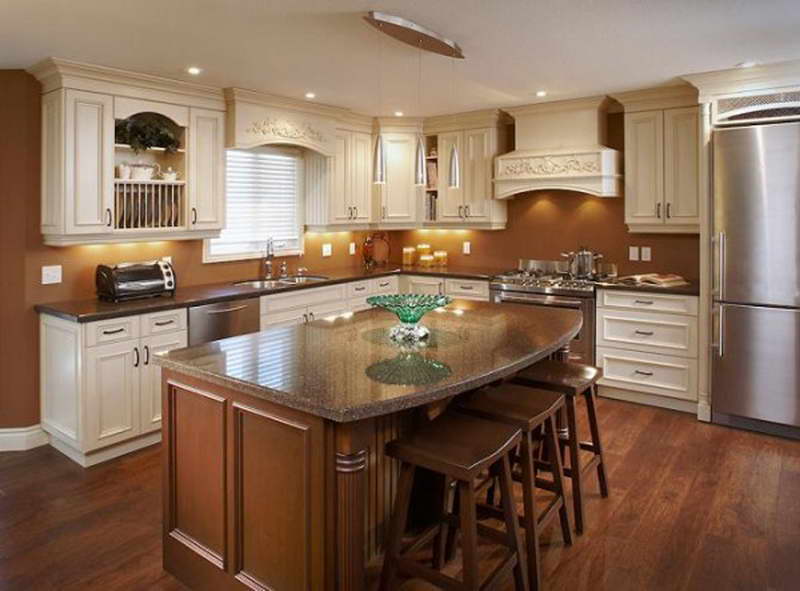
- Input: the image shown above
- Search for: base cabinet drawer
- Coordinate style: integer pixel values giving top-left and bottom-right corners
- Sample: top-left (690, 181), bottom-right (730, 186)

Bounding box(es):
top-left (597, 289), bottom-right (698, 316)
top-left (444, 279), bottom-right (490, 300)
top-left (596, 308), bottom-right (697, 358)
top-left (261, 285), bottom-right (347, 314)
top-left (596, 346), bottom-right (698, 401)
top-left (371, 276), bottom-right (399, 294)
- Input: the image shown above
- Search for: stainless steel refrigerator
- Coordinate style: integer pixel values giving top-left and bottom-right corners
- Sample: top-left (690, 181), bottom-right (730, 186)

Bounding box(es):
top-left (712, 121), bottom-right (800, 438)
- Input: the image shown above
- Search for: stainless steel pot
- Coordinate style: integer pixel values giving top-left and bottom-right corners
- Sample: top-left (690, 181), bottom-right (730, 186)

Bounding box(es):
top-left (561, 246), bottom-right (603, 278)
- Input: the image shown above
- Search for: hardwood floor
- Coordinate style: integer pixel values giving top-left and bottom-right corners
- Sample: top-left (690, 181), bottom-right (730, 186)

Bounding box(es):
top-left (1, 398), bottom-right (799, 591)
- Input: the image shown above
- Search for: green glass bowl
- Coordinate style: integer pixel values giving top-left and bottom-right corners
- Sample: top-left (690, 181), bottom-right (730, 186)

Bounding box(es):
top-left (367, 294), bottom-right (452, 323)
top-left (367, 293), bottom-right (453, 344)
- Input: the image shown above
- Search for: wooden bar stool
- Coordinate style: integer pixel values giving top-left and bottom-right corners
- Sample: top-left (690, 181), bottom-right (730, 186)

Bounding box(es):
top-left (456, 385), bottom-right (572, 591)
top-left (379, 412), bottom-right (529, 591)
top-left (512, 360), bottom-right (609, 534)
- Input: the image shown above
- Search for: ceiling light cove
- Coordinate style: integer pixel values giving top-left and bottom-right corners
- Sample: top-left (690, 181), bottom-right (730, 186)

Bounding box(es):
top-left (186, 66), bottom-right (202, 76)
top-left (304, 92), bottom-right (316, 99)
top-left (536, 90), bottom-right (547, 97)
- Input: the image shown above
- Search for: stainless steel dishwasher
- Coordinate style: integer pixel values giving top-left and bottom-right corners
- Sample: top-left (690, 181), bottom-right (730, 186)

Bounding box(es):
top-left (188, 298), bottom-right (260, 346)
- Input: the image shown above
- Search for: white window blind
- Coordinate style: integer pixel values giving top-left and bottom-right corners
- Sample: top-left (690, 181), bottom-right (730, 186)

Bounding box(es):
top-left (206, 146), bottom-right (303, 261)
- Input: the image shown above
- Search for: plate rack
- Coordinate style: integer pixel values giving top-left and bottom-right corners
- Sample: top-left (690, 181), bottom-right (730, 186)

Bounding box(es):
top-left (114, 180), bottom-right (185, 229)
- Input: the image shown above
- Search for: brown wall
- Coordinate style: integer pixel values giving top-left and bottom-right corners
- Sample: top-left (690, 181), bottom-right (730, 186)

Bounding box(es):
top-left (1, 71), bottom-right (366, 427)
top-left (388, 191), bottom-right (700, 278)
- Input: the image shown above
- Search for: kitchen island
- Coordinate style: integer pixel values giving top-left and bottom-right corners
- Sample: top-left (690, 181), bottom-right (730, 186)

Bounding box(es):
top-left (154, 300), bottom-right (581, 591)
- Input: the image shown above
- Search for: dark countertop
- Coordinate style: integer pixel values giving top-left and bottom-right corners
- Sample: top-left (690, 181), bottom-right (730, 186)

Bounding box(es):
top-left (35, 264), bottom-right (503, 323)
top-left (595, 280), bottom-right (700, 296)
top-left (153, 300), bottom-right (582, 422)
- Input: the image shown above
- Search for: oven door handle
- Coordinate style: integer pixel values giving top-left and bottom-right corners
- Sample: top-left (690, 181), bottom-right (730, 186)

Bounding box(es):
top-left (496, 293), bottom-right (584, 309)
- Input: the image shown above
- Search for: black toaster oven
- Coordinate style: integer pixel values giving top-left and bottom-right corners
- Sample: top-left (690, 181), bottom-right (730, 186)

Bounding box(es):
top-left (96, 260), bottom-right (176, 302)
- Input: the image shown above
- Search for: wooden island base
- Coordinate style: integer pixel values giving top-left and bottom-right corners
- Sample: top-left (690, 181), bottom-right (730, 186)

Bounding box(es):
top-left (162, 370), bottom-right (413, 591)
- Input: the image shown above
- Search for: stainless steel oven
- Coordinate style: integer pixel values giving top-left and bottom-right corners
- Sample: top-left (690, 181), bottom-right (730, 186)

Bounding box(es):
top-left (491, 289), bottom-right (595, 364)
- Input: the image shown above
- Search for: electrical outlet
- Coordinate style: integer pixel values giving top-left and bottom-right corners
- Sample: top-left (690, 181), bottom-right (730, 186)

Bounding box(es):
top-left (462, 241), bottom-right (471, 255)
top-left (349, 242), bottom-right (356, 255)
top-left (41, 265), bottom-right (62, 285)
top-left (628, 246), bottom-right (640, 261)
top-left (322, 243), bottom-right (332, 257)
top-left (641, 246), bottom-right (652, 262)
top-left (161, 255), bottom-right (172, 264)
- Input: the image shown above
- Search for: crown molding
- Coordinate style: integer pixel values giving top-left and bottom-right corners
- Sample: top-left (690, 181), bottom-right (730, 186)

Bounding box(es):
top-left (423, 108), bottom-right (511, 134)
top-left (374, 117), bottom-right (424, 134)
top-left (503, 95), bottom-right (609, 118)
top-left (27, 57), bottom-right (225, 110)
top-left (610, 83), bottom-right (698, 112)
top-left (682, 59), bottom-right (800, 102)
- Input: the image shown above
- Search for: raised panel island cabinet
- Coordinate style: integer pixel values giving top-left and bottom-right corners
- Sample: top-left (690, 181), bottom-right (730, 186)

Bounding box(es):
top-left (154, 301), bottom-right (582, 590)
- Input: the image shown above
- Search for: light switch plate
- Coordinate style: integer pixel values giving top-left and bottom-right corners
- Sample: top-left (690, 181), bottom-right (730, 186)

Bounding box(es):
top-left (322, 243), bottom-right (332, 257)
top-left (628, 246), bottom-right (640, 261)
top-left (641, 246), bottom-right (652, 262)
top-left (42, 265), bottom-right (62, 285)
top-left (462, 241), bottom-right (471, 255)
top-left (349, 242), bottom-right (356, 255)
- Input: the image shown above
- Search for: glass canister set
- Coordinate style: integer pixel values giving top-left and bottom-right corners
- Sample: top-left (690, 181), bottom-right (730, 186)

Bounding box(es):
top-left (402, 244), bottom-right (448, 267)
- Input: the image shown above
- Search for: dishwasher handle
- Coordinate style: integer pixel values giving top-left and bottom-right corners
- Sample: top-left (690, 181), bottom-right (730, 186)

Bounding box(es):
top-left (204, 304), bottom-right (249, 315)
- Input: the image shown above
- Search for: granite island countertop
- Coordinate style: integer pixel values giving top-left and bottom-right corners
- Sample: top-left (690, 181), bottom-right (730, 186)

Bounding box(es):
top-left (153, 299), bottom-right (582, 422)
top-left (34, 264), bottom-right (506, 323)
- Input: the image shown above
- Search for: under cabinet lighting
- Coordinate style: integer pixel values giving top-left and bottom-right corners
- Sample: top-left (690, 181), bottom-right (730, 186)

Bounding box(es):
top-left (394, 111), bottom-right (404, 117)
top-left (536, 90), bottom-right (547, 97)
top-left (186, 66), bottom-right (202, 76)
top-left (305, 92), bottom-right (316, 99)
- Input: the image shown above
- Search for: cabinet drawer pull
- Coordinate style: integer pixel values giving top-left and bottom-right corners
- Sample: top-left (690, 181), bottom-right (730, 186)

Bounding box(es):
top-left (459, 285), bottom-right (474, 290)
top-left (105, 208), bottom-right (113, 227)
top-left (154, 319), bottom-right (175, 327)
top-left (634, 299), bottom-right (654, 305)
top-left (191, 207), bottom-right (198, 224)
top-left (634, 369), bottom-right (653, 376)
top-left (309, 312), bottom-right (315, 321)
top-left (354, 206), bottom-right (358, 218)
top-left (102, 327), bottom-right (125, 335)
top-left (303, 313), bottom-right (308, 323)
top-left (634, 330), bottom-right (654, 336)
top-left (144, 345), bottom-right (150, 365)
top-left (464, 205), bottom-right (470, 218)
top-left (666, 203), bottom-right (672, 219)
top-left (656, 203), bottom-right (662, 219)
top-left (354, 286), bottom-right (366, 292)
top-left (379, 281), bottom-right (390, 288)
top-left (133, 346), bottom-right (140, 368)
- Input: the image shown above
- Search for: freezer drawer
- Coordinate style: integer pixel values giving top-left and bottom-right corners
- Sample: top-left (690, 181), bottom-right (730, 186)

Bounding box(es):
top-left (712, 303), bottom-right (800, 427)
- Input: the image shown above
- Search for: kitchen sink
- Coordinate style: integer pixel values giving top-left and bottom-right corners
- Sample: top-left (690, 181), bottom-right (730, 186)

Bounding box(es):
top-left (234, 279), bottom-right (289, 289)
top-left (278, 275), bottom-right (329, 284)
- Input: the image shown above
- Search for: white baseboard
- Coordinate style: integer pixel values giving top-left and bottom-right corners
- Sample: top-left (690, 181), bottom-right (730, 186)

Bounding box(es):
top-left (598, 385), bottom-right (698, 415)
top-left (49, 432), bottom-right (161, 467)
top-left (0, 425), bottom-right (50, 451)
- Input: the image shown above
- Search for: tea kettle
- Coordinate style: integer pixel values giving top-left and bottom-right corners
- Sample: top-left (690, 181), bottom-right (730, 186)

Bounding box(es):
top-left (561, 246), bottom-right (603, 279)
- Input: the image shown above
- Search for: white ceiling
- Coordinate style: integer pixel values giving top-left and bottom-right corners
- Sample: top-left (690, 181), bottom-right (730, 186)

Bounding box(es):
top-left (2, 0), bottom-right (799, 116)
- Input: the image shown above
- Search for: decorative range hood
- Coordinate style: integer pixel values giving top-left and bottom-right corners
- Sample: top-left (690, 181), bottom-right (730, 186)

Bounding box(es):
top-left (494, 96), bottom-right (621, 198)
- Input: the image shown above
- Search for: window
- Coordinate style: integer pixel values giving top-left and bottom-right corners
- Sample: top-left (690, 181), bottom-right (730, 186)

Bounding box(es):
top-left (204, 145), bottom-right (304, 262)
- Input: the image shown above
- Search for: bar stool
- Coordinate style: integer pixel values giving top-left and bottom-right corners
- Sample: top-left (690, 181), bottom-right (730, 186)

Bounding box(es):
top-left (513, 360), bottom-right (609, 534)
top-left (379, 412), bottom-right (529, 591)
top-left (456, 384), bottom-right (572, 591)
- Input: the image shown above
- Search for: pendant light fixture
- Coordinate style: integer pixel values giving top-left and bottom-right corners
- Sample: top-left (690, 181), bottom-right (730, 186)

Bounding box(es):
top-left (373, 26), bottom-right (386, 185)
top-left (447, 58), bottom-right (461, 189)
top-left (413, 44), bottom-right (428, 187)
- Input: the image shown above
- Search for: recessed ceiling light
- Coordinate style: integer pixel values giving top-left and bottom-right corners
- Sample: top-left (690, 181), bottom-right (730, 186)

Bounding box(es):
top-left (394, 111), bottom-right (404, 117)
top-left (736, 61), bottom-right (757, 68)
top-left (305, 92), bottom-right (316, 99)
top-left (186, 66), bottom-right (202, 76)
top-left (536, 90), bottom-right (547, 97)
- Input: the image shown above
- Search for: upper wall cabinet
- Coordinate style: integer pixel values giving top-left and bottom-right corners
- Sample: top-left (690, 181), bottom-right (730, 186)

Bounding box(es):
top-left (614, 85), bottom-right (701, 234)
top-left (30, 58), bottom-right (226, 246)
top-left (376, 130), bottom-right (421, 227)
top-left (424, 110), bottom-right (509, 230)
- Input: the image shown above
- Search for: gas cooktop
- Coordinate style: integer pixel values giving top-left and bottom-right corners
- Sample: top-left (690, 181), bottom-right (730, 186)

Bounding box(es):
top-left (490, 259), bottom-right (615, 297)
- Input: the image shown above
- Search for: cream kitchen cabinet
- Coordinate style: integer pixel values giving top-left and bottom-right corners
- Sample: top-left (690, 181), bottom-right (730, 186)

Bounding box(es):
top-left (595, 289), bottom-right (699, 413)
top-left (40, 309), bottom-right (188, 466)
top-left (31, 58), bottom-right (226, 246)
top-left (260, 284), bottom-right (349, 328)
top-left (624, 106), bottom-right (700, 233)
top-left (347, 276), bottom-right (401, 312)
top-left (444, 278), bottom-right (490, 301)
top-left (376, 132), bottom-right (421, 227)
top-left (403, 275), bottom-right (445, 295)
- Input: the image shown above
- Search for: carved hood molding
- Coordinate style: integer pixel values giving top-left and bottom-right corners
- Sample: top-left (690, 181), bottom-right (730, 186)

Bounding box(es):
top-left (494, 96), bottom-right (621, 198)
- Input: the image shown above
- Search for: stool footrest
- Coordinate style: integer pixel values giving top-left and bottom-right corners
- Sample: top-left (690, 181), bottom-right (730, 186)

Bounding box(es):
top-left (396, 556), bottom-right (463, 591)
top-left (403, 523), bottom-right (441, 556)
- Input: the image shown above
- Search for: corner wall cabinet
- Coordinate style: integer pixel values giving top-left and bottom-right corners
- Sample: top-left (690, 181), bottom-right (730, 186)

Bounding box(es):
top-left (623, 106), bottom-right (700, 233)
top-left (31, 58), bottom-right (226, 246)
top-left (40, 309), bottom-right (188, 467)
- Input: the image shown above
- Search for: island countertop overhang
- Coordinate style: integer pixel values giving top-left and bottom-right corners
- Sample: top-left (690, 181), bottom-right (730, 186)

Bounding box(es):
top-left (154, 300), bottom-right (582, 422)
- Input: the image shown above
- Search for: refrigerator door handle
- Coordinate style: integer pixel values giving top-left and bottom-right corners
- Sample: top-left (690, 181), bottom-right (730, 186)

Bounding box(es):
top-left (715, 231), bottom-right (725, 300)
top-left (712, 304), bottom-right (725, 357)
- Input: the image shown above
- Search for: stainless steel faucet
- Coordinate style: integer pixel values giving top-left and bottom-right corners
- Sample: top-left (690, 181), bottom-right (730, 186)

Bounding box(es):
top-left (264, 237), bottom-right (275, 279)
